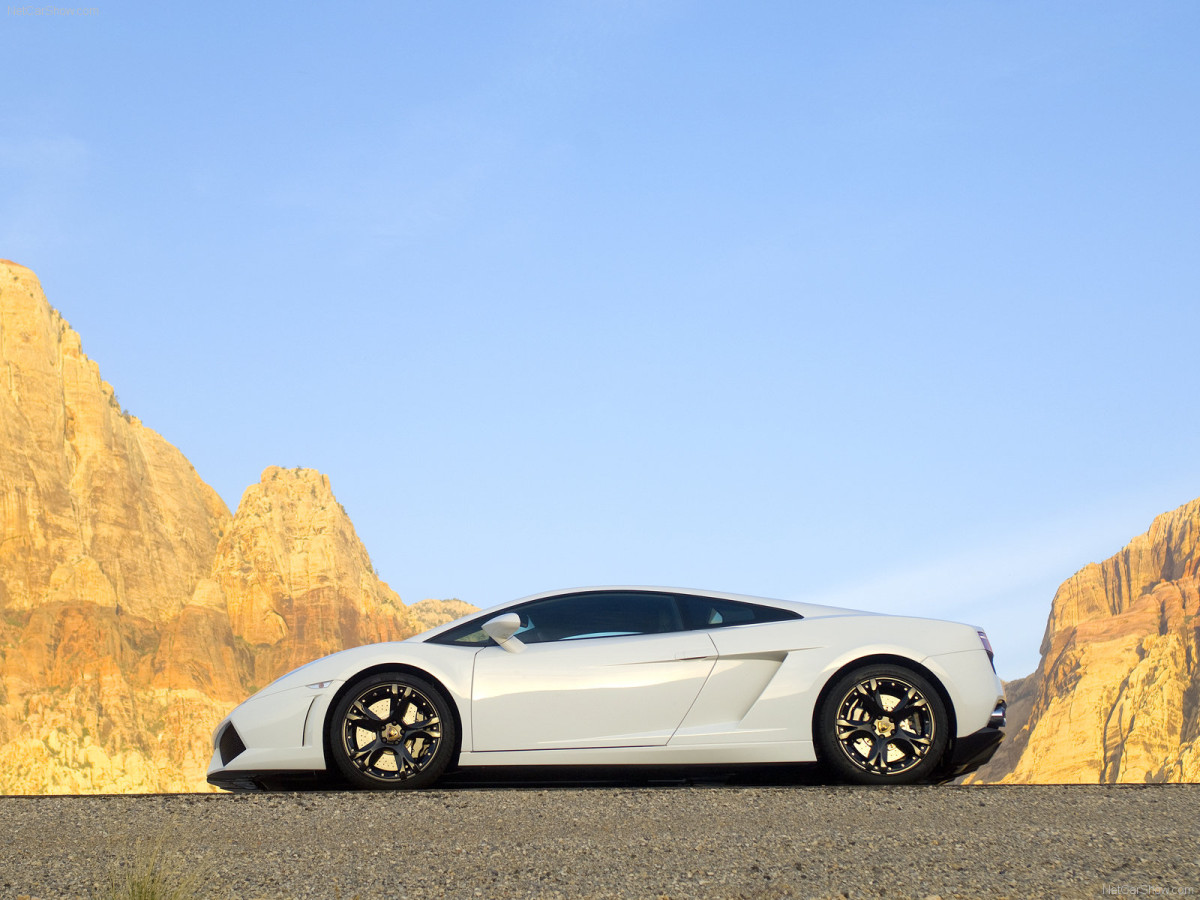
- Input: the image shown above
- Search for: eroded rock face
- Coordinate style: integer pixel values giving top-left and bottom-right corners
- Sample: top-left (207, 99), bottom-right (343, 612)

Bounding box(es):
top-left (970, 499), bottom-right (1200, 784)
top-left (0, 260), bottom-right (231, 621)
top-left (214, 466), bottom-right (420, 686)
top-left (407, 598), bottom-right (477, 633)
top-left (0, 261), bottom-right (474, 793)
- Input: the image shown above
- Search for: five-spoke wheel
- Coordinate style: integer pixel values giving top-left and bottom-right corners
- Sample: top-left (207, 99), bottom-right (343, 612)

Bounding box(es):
top-left (328, 671), bottom-right (456, 789)
top-left (816, 664), bottom-right (948, 784)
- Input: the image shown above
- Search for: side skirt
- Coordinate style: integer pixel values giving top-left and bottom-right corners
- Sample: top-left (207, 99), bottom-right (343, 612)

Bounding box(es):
top-left (457, 740), bottom-right (815, 768)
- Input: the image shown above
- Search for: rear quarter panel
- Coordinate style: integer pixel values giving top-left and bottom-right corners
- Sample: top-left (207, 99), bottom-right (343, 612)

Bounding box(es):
top-left (674, 614), bottom-right (996, 744)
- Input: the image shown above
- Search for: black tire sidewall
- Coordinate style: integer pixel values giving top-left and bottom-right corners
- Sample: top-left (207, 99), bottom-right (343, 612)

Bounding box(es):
top-left (815, 664), bottom-right (949, 785)
top-left (329, 671), bottom-right (457, 790)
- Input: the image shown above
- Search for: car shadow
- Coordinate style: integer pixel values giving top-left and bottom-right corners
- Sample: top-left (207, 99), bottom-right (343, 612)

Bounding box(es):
top-left (242, 760), bottom-right (973, 792)
top-left (249, 763), bottom-right (835, 792)
top-left (436, 763), bottom-right (831, 789)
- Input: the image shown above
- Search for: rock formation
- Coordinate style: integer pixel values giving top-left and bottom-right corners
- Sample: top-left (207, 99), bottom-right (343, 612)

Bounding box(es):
top-left (0, 260), bottom-right (230, 622)
top-left (407, 597), bottom-right (476, 633)
top-left (0, 260), bottom-right (474, 793)
top-left (212, 466), bottom-right (421, 686)
top-left (969, 498), bottom-right (1200, 783)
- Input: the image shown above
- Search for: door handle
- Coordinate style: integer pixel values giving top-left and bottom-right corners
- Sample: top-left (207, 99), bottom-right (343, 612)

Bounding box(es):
top-left (677, 635), bottom-right (718, 661)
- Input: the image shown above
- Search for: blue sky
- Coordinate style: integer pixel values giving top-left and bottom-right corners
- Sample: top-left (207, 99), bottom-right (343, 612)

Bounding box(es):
top-left (4, 2), bottom-right (1198, 678)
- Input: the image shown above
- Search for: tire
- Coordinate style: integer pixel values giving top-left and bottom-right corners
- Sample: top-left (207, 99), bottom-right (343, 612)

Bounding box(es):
top-left (815, 664), bottom-right (949, 785)
top-left (328, 671), bottom-right (457, 790)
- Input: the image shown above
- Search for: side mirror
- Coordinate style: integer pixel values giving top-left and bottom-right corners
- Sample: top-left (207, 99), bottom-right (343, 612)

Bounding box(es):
top-left (482, 613), bottom-right (526, 654)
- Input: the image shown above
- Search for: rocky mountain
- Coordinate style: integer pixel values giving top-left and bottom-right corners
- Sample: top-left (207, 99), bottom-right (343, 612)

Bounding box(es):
top-left (212, 465), bottom-right (423, 686)
top-left (407, 597), bottom-right (477, 633)
top-left (969, 498), bottom-right (1200, 783)
top-left (0, 260), bottom-right (473, 793)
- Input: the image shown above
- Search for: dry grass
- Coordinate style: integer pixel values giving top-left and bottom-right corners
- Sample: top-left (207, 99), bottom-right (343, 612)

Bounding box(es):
top-left (96, 839), bottom-right (209, 900)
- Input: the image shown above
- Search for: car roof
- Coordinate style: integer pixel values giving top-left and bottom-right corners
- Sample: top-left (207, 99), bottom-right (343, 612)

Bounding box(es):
top-left (412, 585), bottom-right (872, 641)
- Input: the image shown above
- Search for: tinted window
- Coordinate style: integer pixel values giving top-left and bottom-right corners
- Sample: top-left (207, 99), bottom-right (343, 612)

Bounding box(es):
top-left (431, 620), bottom-right (493, 646)
top-left (516, 592), bottom-right (683, 643)
top-left (429, 591), bottom-right (684, 646)
top-left (677, 595), bottom-right (801, 630)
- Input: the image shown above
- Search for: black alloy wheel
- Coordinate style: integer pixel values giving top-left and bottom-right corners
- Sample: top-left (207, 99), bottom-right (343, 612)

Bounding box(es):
top-left (816, 664), bottom-right (949, 785)
top-left (329, 671), bottom-right (456, 789)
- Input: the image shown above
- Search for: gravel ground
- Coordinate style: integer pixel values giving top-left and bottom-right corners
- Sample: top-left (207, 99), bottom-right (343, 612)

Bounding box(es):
top-left (0, 782), bottom-right (1197, 899)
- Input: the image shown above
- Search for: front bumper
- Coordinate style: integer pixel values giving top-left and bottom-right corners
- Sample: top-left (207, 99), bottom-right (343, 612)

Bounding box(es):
top-left (206, 683), bottom-right (340, 790)
top-left (208, 767), bottom-right (329, 792)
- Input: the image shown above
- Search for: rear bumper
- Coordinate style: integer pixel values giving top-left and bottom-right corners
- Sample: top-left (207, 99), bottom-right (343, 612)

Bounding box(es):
top-left (941, 725), bottom-right (1004, 779)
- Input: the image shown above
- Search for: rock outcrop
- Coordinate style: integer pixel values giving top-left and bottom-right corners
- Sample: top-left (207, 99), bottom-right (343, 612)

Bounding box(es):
top-left (969, 498), bottom-right (1200, 783)
top-left (407, 597), bottom-right (476, 633)
top-left (213, 466), bottom-right (420, 686)
top-left (0, 260), bottom-right (474, 792)
top-left (0, 260), bottom-right (230, 622)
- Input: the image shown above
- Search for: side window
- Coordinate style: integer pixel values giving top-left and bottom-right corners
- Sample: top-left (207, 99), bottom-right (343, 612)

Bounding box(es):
top-left (426, 591), bottom-right (684, 646)
top-left (515, 592), bottom-right (683, 644)
top-left (429, 620), bottom-right (492, 646)
top-left (677, 595), bottom-right (802, 631)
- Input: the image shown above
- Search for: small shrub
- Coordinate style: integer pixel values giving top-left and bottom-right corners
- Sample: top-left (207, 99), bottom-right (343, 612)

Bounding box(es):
top-left (97, 841), bottom-right (209, 900)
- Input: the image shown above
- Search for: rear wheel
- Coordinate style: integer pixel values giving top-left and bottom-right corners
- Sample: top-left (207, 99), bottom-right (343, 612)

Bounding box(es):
top-left (816, 664), bottom-right (948, 785)
top-left (329, 671), bottom-right (457, 790)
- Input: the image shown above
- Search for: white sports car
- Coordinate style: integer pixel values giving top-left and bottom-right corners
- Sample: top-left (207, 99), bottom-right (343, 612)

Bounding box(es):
top-left (207, 587), bottom-right (1006, 790)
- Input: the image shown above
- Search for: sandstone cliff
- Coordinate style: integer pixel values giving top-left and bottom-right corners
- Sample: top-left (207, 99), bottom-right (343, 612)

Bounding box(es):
top-left (0, 260), bottom-right (230, 622)
top-left (213, 466), bottom-right (420, 686)
top-left (407, 597), bottom-right (476, 633)
top-left (0, 260), bottom-right (474, 793)
top-left (969, 498), bottom-right (1200, 783)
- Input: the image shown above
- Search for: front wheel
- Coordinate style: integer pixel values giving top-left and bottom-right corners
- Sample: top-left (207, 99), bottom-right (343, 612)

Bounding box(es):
top-left (815, 664), bottom-right (949, 785)
top-left (328, 671), bottom-right (457, 790)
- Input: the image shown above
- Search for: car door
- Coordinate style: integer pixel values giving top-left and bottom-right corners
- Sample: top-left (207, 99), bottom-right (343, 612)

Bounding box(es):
top-left (470, 591), bottom-right (717, 752)
top-left (666, 593), bottom-right (811, 746)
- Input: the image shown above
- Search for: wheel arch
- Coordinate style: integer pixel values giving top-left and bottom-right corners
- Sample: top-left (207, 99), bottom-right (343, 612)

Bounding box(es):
top-left (321, 663), bottom-right (465, 774)
top-left (809, 653), bottom-right (958, 758)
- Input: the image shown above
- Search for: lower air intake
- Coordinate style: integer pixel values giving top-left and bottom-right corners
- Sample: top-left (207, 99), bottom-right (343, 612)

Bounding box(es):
top-left (219, 723), bottom-right (247, 765)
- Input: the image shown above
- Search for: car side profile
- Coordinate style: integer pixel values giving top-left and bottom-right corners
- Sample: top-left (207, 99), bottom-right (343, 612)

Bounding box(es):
top-left (207, 587), bottom-right (1006, 790)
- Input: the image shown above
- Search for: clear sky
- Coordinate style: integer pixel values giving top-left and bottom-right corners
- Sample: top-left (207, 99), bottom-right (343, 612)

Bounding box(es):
top-left (4, 2), bottom-right (1199, 679)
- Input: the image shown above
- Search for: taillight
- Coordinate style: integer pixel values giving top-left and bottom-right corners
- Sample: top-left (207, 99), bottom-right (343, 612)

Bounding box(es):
top-left (978, 630), bottom-right (995, 670)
